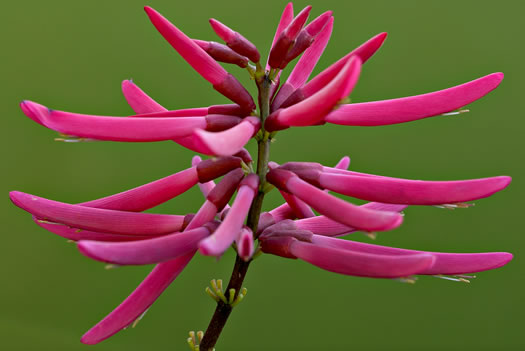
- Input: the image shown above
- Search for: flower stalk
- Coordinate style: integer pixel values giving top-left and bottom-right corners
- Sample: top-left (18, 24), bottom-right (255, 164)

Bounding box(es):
top-left (200, 74), bottom-right (272, 350)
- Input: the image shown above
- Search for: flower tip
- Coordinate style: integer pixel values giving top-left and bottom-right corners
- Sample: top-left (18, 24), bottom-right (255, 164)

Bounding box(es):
top-left (487, 176), bottom-right (512, 195)
top-left (121, 79), bottom-right (133, 87)
top-left (209, 18), bottom-right (234, 42)
top-left (487, 72), bottom-right (504, 87)
top-left (197, 239), bottom-right (216, 256)
top-left (502, 252), bottom-right (514, 265)
top-left (391, 213), bottom-right (404, 230)
top-left (80, 334), bottom-right (97, 345)
top-left (191, 155), bottom-right (203, 167)
top-left (20, 100), bottom-right (48, 125)
top-left (77, 241), bottom-right (104, 262)
top-left (9, 191), bottom-right (29, 209)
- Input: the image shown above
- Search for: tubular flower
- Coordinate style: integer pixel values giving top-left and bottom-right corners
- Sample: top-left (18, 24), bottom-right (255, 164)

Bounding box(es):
top-left (12, 3), bottom-right (512, 349)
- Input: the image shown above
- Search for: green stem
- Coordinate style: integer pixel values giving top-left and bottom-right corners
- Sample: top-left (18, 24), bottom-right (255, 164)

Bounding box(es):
top-left (199, 75), bottom-right (272, 351)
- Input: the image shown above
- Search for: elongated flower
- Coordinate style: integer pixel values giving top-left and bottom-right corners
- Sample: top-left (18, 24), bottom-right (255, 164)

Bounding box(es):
top-left (260, 233), bottom-right (512, 278)
top-left (20, 100), bottom-right (242, 142)
top-left (199, 174), bottom-right (259, 256)
top-left (12, 3), bottom-right (512, 349)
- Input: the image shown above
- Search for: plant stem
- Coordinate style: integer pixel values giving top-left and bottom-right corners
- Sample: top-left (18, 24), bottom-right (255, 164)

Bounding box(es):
top-left (199, 75), bottom-right (272, 350)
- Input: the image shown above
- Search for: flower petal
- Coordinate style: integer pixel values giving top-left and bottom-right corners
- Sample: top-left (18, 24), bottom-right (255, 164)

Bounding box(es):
top-left (310, 235), bottom-right (513, 275)
top-left (35, 220), bottom-right (157, 242)
top-left (144, 6), bottom-right (227, 85)
top-left (293, 241), bottom-right (434, 278)
top-left (194, 39), bottom-right (249, 68)
top-left (281, 12), bottom-right (332, 68)
top-left (266, 169), bottom-right (403, 232)
top-left (144, 7), bottom-right (255, 111)
top-left (257, 204), bottom-right (297, 234)
top-left (316, 172), bottom-right (512, 205)
top-left (279, 190), bottom-right (315, 218)
top-left (22, 101), bottom-right (209, 142)
top-left (268, 6), bottom-right (312, 69)
top-left (209, 19), bottom-right (260, 62)
top-left (78, 227), bottom-right (210, 265)
top-left (295, 203), bottom-right (408, 236)
top-left (265, 57), bottom-right (361, 130)
top-left (325, 73), bottom-right (504, 126)
top-left (80, 167), bottom-right (199, 211)
top-left (199, 175), bottom-right (259, 256)
top-left (192, 117), bottom-right (260, 156)
top-left (121, 80), bottom-right (166, 114)
top-left (261, 236), bottom-right (435, 278)
top-left (10, 191), bottom-right (184, 235)
top-left (266, 2), bottom-right (294, 71)
top-left (280, 32), bottom-right (387, 108)
top-left (80, 255), bottom-right (194, 344)
top-left (272, 17), bottom-right (333, 111)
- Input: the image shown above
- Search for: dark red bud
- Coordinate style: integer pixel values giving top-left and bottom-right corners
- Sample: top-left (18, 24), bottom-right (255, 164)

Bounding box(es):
top-left (208, 104), bottom-right (246, 116)
top-left (207, 168), bottom-right (245, 211)
top-left (279, 162), bottom-right (324, 187)
top-left (197, 156), bottom-right (242, 182)
top-left (206, 41), bottom-right (250, 68)
top-left (281, 30), bottom-right (314, 68)
top-left (264, 110), bottom-right (289, 132)
top-left (266, 168), bottom-right (296, 191)
top-left (259, 236), bottom-right (297, 259)
top-left (213, 74), bottom-right (256, 111)
top-left (260, 228), bottom-right (314, 243)
top-left (234, 148), bottom-right (253, 164)
top-left (227, 33), bottom-right (260, 63)
top-left (205, 114), bottom-right (241, 132)
top-left (287, 168), bottom-right (322, 188)
top-left (256, 212), bottom-right (275, 234)
top-left (260, 219), bottom-right (298, 237)
top-left (268, 33), bottom-right (294, 69)
top-left (279, 162), bottom-right (323, 172)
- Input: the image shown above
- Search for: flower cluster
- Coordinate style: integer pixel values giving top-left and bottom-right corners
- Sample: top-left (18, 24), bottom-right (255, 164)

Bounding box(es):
top-left (11, 3), bottom-right (512, 348)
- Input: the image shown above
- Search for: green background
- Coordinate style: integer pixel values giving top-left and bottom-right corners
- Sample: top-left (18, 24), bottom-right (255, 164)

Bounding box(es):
top-left (2, 0), bottom-right (523, 350)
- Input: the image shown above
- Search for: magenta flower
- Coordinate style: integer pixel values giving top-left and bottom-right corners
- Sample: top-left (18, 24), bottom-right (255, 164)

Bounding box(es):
top-left (11, 3), bottom-right (512, 350)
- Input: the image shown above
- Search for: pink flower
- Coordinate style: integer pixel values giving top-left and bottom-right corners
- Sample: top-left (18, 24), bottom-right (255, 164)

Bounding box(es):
top-left (12, 3), bottom-right (512, 348)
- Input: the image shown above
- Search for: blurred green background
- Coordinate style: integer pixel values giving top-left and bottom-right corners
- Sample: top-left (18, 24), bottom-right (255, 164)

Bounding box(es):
top-left (2, 0), bottom-right (524, 350)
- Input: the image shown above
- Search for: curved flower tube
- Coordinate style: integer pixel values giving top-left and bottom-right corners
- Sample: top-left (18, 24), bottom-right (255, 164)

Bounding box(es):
top-left (289, 167), bottom-right (511, 205)
top-left (325, 73), bottom-right (504, 126)
top-left (81, 254), bottom-right (194, 344)
top-left (310, 235), bottom-right (513, 275)
top-left (144, 6), bottom-right (255, 111)
top-left (265, 56), bottom-right (361, 130)
top-left (268, 6), bottom-right (312, 69)
top-left (272, 16), bottom-right (334, 111)
top-left (267, 168), bottom-right (403, 232)
top-left (209, 19), bottom-right (260, 63)
top-left (278, 32), bottom-right (387, 109)
top-left (260, 235), bottom-right (435, 278)
top-left (78, 226), bottom-right (214, 265)
top-left (266, 2), bottom-right (294, 71)
top-left (199, 174), bottom-right (259, 256)
top-left (192, 117), bottom-right (261, 156)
